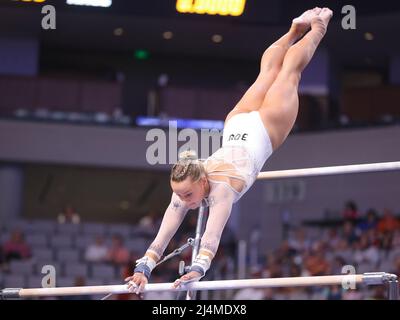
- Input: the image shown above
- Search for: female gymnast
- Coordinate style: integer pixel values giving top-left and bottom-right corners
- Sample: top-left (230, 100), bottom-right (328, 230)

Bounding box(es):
top-left (126, 7), bottom-right (333, 293)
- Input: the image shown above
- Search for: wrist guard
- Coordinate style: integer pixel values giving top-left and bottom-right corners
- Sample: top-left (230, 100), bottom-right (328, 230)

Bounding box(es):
top-left (134, 255), bottom-right (157, 280)
top-left (189, 253), bottom-right (212, 277)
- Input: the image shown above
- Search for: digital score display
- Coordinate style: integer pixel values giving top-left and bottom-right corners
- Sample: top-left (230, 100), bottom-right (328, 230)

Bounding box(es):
top-left (176, 0), bottom-right (246, 16)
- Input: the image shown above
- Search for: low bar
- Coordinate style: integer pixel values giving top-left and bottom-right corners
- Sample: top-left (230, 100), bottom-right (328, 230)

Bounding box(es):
top-left (1, 273), bottom-right (397, 299)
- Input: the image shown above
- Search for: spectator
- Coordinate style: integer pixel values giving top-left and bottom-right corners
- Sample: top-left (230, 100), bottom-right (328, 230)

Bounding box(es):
top-left (365, 228), bottom-right (380, 247)
top-left (288, 227), bottom-right (311, 254)
top-left (107, 234), bottom-right (130, 265)
top-left (377, 208), bottom-right (400, 234)
top-left (342, 201), bottom-right (360, 221)
top-left (304, 241), bottom-right (330, 276)
top-left (84, 235), bottom-right (108, 263)
top-left (58, 205), bottom-right (81, 224)
top-left (357, 209), bottom-right (378, 232)
top-left (3, 229), bottom-right (31, 262)
top-left (353, 234), bottom-right (380, 267)
top-left (324, 228), bottom-right (341, 250)
top-left (380, 232), bottom-right (393, 251)
top-left (342, 220), bottom-right (359, 245)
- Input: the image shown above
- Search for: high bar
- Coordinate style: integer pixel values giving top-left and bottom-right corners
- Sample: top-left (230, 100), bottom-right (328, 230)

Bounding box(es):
top-left (257, 161), bottom-right (400, 180)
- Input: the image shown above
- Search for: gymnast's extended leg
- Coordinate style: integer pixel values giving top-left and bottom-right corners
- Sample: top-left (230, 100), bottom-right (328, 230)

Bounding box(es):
top-left (226, 8), bottom-right (322, 121)
top-left (257, 7), bottom-right (333, 150)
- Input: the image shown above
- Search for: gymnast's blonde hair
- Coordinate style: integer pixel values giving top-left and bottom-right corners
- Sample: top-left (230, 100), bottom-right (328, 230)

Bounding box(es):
top-left (170, 150), bottom-right (206, 183)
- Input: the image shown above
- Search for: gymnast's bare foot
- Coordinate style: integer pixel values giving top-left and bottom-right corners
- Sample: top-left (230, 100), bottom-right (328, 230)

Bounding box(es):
top-left (317, 7), bottom-right (333, 27)
top-left (310, 7), bottom-right (333, 37)
top-left (291, 7), bottom-right (322, 37)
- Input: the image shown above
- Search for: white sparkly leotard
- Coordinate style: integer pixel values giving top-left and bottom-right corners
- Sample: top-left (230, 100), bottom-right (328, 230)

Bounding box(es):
top-left (141, 111), bottom-right (274, 276)
top-left (204, 110), bottom-right (273, 202)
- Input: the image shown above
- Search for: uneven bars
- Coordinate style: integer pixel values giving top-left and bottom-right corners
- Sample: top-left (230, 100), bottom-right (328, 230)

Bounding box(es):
top-left (1, 273), bottom-right (396, 298)
top-left (257, 161), bottom-right (400, 180)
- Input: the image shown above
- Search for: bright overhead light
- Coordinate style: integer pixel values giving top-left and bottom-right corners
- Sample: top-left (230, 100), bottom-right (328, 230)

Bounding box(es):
top-left (163, 31), bottom-right (174, 40)
top-left (212, 34), bottom-right (223, 43)
top-left (113, 27), bottom-right (123, 36)
top-left (364, 32), bottom-right (374, 41)
top-left (66, 0), bottom-right (112, 8)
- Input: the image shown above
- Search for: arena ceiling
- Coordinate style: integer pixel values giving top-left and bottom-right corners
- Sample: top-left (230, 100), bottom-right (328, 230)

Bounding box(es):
top-left (0, 0), bottom-right (399, 67)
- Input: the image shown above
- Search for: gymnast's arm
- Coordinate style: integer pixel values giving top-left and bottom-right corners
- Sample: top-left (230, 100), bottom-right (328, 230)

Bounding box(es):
top-left (126, 192), bottom-right (189, 291)
top-left (174, 182), bottom-right (235, 286)
top-left (145, 192), bottom-right (189, 261)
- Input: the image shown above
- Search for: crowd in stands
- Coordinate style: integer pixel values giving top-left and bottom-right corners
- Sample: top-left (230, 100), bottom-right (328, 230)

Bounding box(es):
top-left (1, 202), bottom-right (399, 300)
top-left (57, 205), bottom-right (81, 225)
top-left (231, 203), bottom-right (400, 300)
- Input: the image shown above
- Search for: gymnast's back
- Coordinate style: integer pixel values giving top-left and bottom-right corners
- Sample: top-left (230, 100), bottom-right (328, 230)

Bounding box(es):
top-left (203, 145), bottom-right (258, 203)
